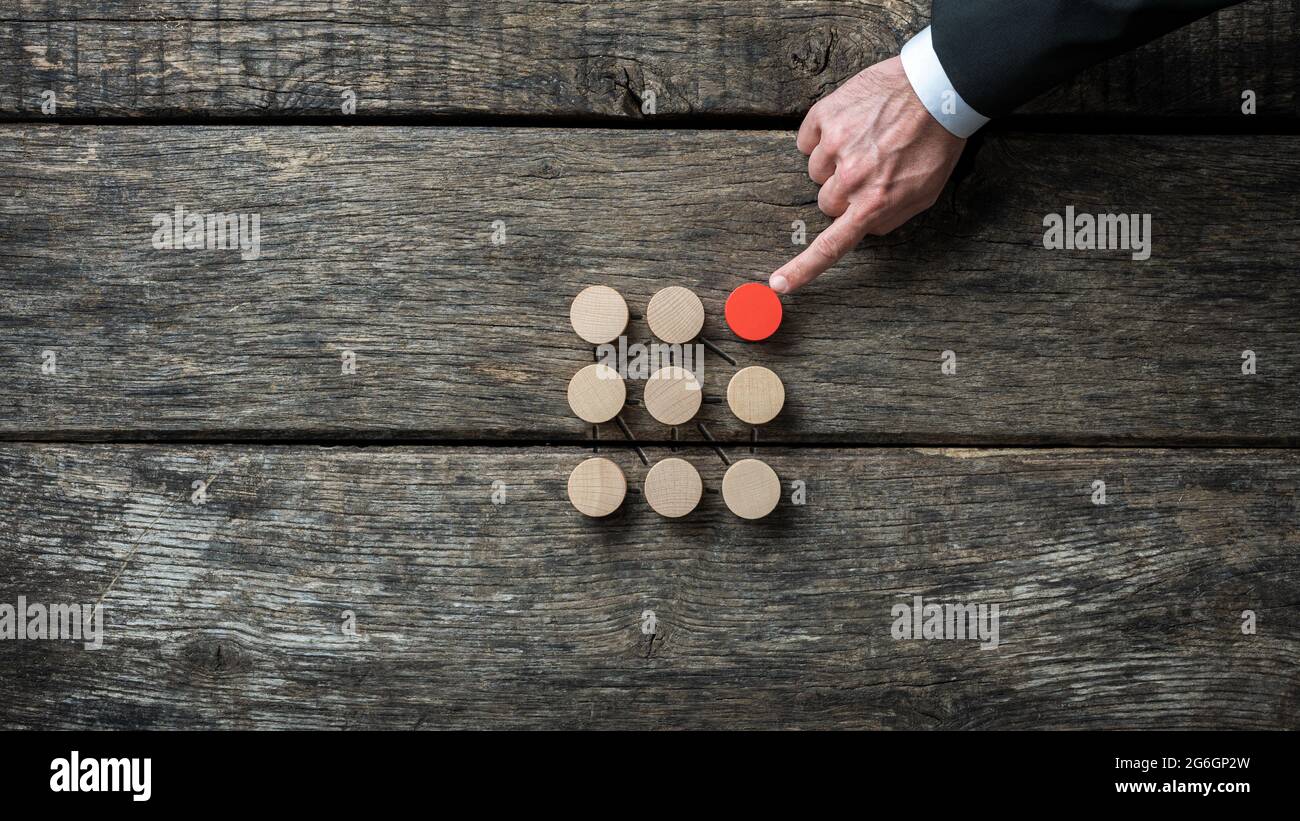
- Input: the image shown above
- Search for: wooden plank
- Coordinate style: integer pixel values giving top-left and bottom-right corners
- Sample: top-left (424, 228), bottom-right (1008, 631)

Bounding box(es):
top-left (1, 1), bottom-right (1293, 120)
top-left (1, 444), bottom-right (1295, 730)
top-left (2, 126), bottom-right (1298, 444)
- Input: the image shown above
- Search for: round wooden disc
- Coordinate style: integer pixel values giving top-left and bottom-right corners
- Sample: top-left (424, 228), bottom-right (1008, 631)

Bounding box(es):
top-left (567, 457), bottom-right (627, 517)
top-left (570, 285), bottom-right (629, 344)
top-left (643, 366), bottom-right (702, 426)
top-left (646, 286), bottom-right (705, 344)
top-left (643, 457), bottom-right (703, 518)
top-left (567, 363), bottom-right (626, 423)
top-left (724, 282), bottom-right (782, 342)
top-left (726, 366), bottom-right (785, 425)
top-left (722, 458), bottom-right (780, 520)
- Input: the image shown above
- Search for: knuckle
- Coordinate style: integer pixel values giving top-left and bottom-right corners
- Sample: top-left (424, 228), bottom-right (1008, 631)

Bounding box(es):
top-left (836, 157), bottom-right (865, 186)
top-left (811, 153), bottom-right (836, 183)
top-left (818, 186), bottom-right (845, 217)
top-left (821, 121), bottom-right (847, 148)
top-left (859, 191), bottom-right (890, 216)
top-left (849, 208), bottom-right (878, 233)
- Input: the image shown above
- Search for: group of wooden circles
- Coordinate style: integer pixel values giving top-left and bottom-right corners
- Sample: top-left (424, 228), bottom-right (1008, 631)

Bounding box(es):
top-left (566, 284), bottom-right (786, 520)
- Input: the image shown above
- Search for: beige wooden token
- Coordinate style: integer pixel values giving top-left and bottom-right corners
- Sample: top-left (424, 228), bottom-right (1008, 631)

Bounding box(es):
top-left (570, 285), bottom-right (629, 344)
top-left (567, 457), bottom-right (627, 517)
top-left (643, 457), bottom-right (703, 518)
top-left (643, 366), bottom-right (702, 426)
top-left (721, 458), bottom-right (780, 520)
top-left (726, 366), bottom-right (785, 425)
top-left (646, 286), bottom-right (705, 344)
top-left (567, 363), bottom-right (626, 423)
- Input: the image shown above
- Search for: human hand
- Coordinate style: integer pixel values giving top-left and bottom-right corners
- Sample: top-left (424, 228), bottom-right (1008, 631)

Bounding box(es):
top-left (769, 56), bottom-right (966, 294)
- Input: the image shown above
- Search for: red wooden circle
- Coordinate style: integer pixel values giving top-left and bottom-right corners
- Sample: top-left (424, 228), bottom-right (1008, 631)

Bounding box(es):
top-left (724, 283), bottom-right (782, 342)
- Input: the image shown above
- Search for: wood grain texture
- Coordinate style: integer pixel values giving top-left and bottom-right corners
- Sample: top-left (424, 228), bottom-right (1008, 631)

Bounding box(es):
top-left (727, 365), bottom-right (784, 425)
top-left (2, 126), bottom-right (1297, 444)
top-left (569, 284), bottom-right (628, 345)
top-left (643, 365), bottom-right (703, 426)
top-left (0, 0), bottom-right (1293, 119)
top-left (721, 456), bottom-right (783, 519)
top-left (566, 454), bottom-right (626, 516)
top-left (646, 285), bottom-right (704, 344)
top-left (1, 443), bottom-right (1295, 730)
top-left (643, 455), bottom-right (702, 518)
top-left (567, 363), bottom-right (626, 424)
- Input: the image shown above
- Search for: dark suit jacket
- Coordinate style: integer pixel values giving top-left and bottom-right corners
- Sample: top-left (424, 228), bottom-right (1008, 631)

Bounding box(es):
top-left (932, 0), bottom-right (1249, 116)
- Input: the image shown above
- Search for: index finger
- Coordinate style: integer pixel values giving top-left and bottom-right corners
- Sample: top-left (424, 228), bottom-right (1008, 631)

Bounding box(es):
top-left (769, 207), bottom-right (873, 293)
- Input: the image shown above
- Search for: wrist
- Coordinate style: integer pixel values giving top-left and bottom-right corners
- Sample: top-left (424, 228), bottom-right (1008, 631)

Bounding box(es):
top-left (899, 26), bottom-right (989, 139)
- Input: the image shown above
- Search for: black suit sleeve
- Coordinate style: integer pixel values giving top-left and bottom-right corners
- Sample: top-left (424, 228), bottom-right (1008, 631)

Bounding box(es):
top-left (931, 0), bottom-right (1249, 117)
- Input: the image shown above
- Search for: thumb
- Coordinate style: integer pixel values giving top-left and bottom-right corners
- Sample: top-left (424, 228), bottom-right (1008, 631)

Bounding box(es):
top-left (769, 208), bottom-right (872, 294)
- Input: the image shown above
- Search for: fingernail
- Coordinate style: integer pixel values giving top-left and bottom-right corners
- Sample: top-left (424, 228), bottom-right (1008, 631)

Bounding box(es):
top-left (770, 274), bottom-right (789, 294)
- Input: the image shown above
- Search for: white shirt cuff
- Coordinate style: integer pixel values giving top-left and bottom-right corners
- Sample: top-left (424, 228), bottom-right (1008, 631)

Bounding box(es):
top-left (900, 25), bottom-right (989, 139)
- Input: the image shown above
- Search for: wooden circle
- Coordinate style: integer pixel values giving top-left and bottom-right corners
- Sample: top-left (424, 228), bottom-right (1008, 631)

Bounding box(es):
top-left (567, 457), bottom-right (627, 517)
top-left (644, 457), bottom-right (703, 518)
top-left (567, 363), bottom-right (626, 423)
top-left (724, 282), bottom-right (782, 342)
top-left (643, 366), bottom-right (702, 426)
top-left (570, 285), bottom-right (629, 344)
top-left (722, 458), bottom-right (780, 520)
top-left (646, 286), bottom-right (705, 344)
top-left (726, 366), bottom-right (785, 425)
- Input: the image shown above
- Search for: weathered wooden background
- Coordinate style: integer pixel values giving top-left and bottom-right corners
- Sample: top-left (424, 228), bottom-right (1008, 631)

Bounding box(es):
top-left (1, 1), bottom-right (1297, 730)
top-left (4, 445), bottom-right (1298, 729)
top-left (2, 1), bottom-right (1295, 119)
